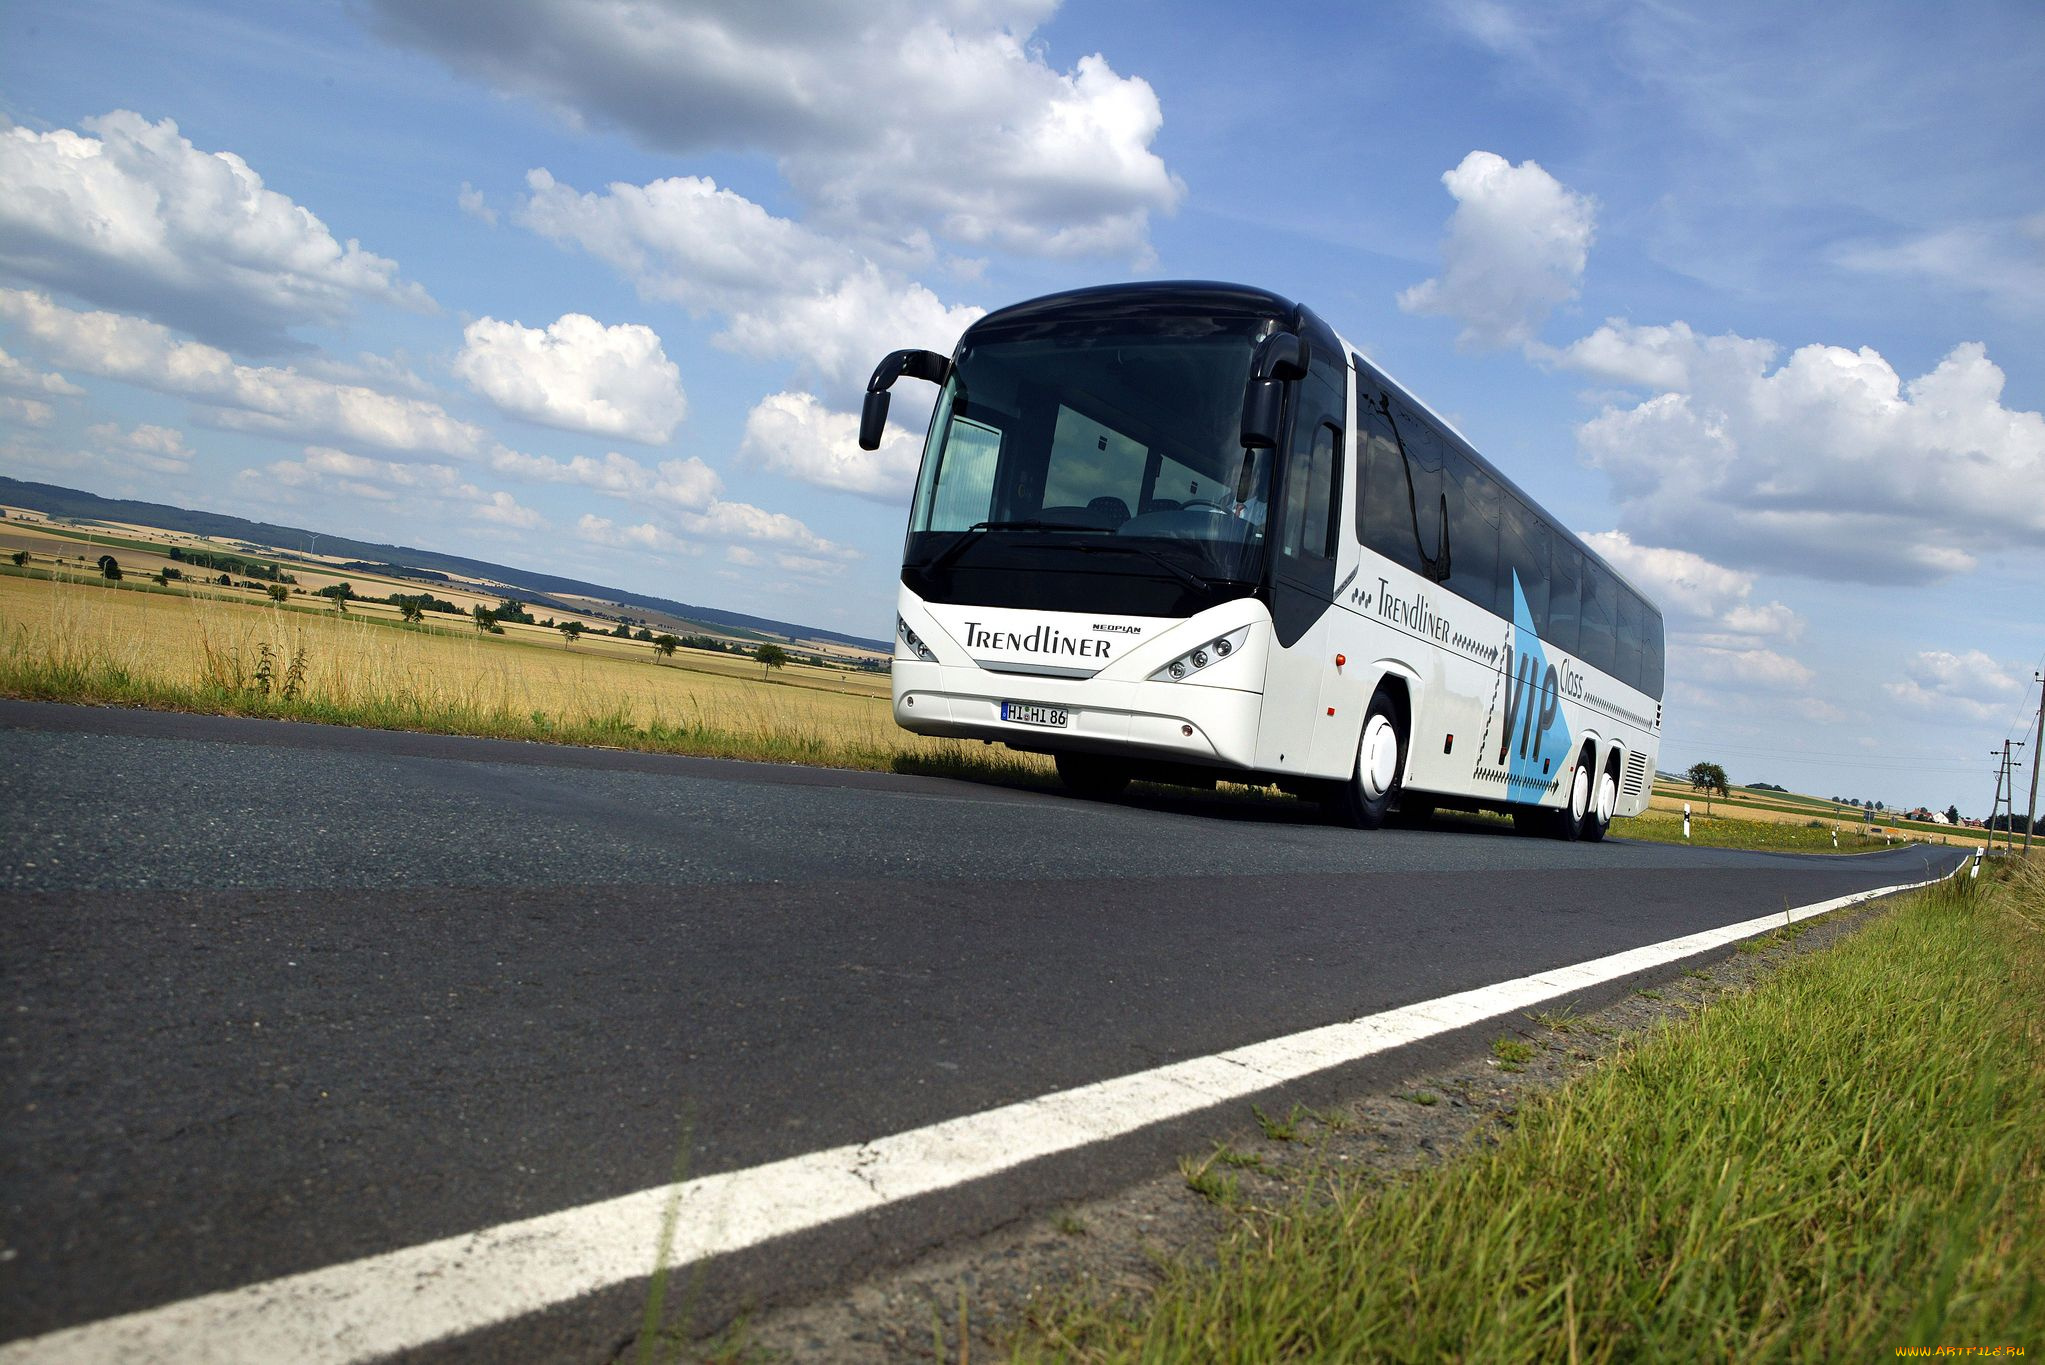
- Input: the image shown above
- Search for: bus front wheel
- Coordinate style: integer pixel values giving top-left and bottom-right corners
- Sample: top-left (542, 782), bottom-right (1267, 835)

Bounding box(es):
top-left (1055, 752), bottom-right (1131, 800)
top-left (1328, 694), bottom-right (1405, 830)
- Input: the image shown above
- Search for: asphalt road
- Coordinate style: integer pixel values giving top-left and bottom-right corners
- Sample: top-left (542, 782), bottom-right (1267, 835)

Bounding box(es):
top-left (0, 701), bottom-right (1965, 1356)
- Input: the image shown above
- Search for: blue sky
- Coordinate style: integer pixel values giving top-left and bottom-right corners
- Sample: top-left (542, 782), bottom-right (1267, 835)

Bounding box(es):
top-left (2, 0), bottom-right (2040, 815)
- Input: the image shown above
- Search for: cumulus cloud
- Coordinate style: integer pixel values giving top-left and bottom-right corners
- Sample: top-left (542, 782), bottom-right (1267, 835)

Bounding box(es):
top-left (0, 289), bottom-right (483, 457)
top-left (2, 396), bottom-right (54, 427)
top-left (1564, 322), bottom-right (2045, 583)
top-left (1399, 151), bottom-right (1595, 350)
top-left (368, 0), bottom-right (1182, 261)
top-left (518, 170), bottom-right (982, 391)
top-left (0, 112), bottom-right (431, 352)
top-left (85, 421), bottom-right (195, 475)
top-left (739, 391), bottom-right (923, 501)
top-left (485, 447), bottom-right (722, 511)
top-left (257, 445), bottom-right (544, 530)
top-left (0, 346), bottom-right (86, 398)
top-left (456, 313), bottom-right (686, 444)
top-left (1883, 649), bottom-right (2030, 722)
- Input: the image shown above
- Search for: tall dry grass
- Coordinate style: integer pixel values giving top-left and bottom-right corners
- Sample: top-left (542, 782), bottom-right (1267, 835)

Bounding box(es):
top-left (0, 569), bottom-right (1046, 781)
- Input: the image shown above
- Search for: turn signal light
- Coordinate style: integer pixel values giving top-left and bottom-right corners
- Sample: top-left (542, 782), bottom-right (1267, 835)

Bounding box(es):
top-left (1150, 626), bottom-right (1252, 683)
top-left (1335, 653), bottom-right (1346, 667)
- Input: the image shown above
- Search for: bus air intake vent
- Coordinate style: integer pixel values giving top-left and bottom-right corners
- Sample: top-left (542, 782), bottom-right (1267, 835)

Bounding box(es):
top-left (1622, 752), bottom-right (1649, 798)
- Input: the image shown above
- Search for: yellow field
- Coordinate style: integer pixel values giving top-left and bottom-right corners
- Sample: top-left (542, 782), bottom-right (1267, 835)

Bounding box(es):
top-left (0, 569), bottom-right (1016, 772)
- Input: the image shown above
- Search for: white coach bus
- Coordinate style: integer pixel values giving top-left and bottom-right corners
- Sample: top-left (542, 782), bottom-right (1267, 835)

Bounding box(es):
top-left (860, 282), bottom-right (1664, 840)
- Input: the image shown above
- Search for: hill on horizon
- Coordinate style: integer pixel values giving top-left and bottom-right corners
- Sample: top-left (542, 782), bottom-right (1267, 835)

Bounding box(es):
top-left (0, 476), bottom-right (889, 653)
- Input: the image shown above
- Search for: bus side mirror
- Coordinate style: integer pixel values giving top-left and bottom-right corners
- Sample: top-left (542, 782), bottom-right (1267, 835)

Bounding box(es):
top-left (1240, 331), bottom-right (1308, 449)
top-left (860, 348), bottom-right (953, 450)
top-left (859, 391), bottom-right (890, 451)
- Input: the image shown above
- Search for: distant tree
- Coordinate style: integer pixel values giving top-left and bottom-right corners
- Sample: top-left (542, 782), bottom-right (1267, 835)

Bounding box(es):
top-left (471, 603), bottom-right (490, 632)
top-left (756, 642), bottom-right (789, 678)
top-left (216, 572), bottom-right (233, 586)
top-left (633, 627), bottom-right (655, 643)
top-left (267, 583), bottom-right (289, 603)
top-left (557, 620), bottom-right (585, 647)
top-left (1686, 761), bottom-right (1730, 815)
top-left (9, 550), bottom-right (25, 567)
top-left (97, 554), bottom-right (122, 581)
top-left (611, 622), bottom-right (631, 639)
top-left (398, 599), bottom-right (426, 624)
top-left (161, 566), bottom-right (181, 581)
top-left (653, 633), bottom-right (679, 661)
top-left (1946, 804), bottom-right (1961, 826)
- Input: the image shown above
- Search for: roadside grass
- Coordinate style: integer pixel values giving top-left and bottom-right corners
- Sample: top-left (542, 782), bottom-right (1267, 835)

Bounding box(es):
top-left (1016, 861), bottom-right (2045, 1362)
top-left (1618, 805), bottom-right (1910, 855)
top-left (0, 569), bottom-right (1044, 783)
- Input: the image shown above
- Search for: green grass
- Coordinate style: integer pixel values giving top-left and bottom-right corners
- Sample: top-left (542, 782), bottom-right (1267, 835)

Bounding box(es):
top-left (1619, 807), bottom-right (1916, 855)
top-left (1015, 863), bottom-right (2045, 1362)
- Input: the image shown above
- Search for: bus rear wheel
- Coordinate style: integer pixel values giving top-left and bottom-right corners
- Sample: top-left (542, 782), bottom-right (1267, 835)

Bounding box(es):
top-left (1055, 752), bottom-right (1130, 800)
top-left (1582, 762), bottom-right (1618, 842)
top-left (1328, 693), bottom-right (1405, 830)
top-left (1553, 752), bottom-right (1594, 842)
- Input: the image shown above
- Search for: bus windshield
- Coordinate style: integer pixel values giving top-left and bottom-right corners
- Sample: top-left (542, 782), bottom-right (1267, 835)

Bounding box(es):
top-left (906, 317), bottom-right (1273, 597)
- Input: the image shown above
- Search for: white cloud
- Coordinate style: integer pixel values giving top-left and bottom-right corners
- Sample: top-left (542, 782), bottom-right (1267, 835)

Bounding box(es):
top-left (0, 346), bottom-right (86, 398)
top-left (85, 421), bottom-right (195, 475)
top-left (485, 446), bottom-right (722, 511)
top-left (739, 391), bottom-right (922, 502)
top-left (1684, 644), bottom-right (1816, 693)
top-left (1568, 324), bottom-right (2045, 583)
top-left (518, 170), bottom-right (982, 392)
top-left (456, 313), bottom-right (686, 444)
top-left (255, 446), bottom-right (544, 531)
top-left (0, 112), bottom-right (431, 351)
top-left (457, 182), bottom-right (496, 226)
top-left (1831, 212), bottom-right (2045, 311)
top-left (0, 289), bottom-right (484, 457)
top-left (1883, 649), bottom-right (2029, 722)
top-left (368, 1), bottom-right (1182, 261)
top-left (2, 396), bottom-right (54, 427)
top-left (1398, 151), bottom-right (1595, 350)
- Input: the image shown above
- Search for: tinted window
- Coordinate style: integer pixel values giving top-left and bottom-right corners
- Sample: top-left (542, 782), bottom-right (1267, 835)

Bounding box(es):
top-left (1396, 404), bottom-right (1446, 572)
top-left (1500, 496), bottom-right (1549, 627)
top-left (1580, 565), bottom-right (1616, 677)
top-left (1546, 543), bottom-right (1582, 656)
top-left (1442, 445), bottom-right (1502, 616)
top-left (1357, 397), bottom-right (1424, 576)
top-left (1615, 588), bottom-right (1643, 690)
top-left (1282, 420), bottom-right (1342, 563)
top-left (1641, 607), bottom-right (1666, 699)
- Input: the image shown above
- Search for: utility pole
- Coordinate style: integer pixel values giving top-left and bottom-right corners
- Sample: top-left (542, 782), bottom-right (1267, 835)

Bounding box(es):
top-left (2027, 671), bottom-right (2043, 856)
top-left (1988, 745), bottom-right (2007, 854)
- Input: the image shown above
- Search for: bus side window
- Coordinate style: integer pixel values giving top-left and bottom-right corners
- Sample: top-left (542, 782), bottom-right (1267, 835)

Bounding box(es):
top-left (1642, 607), bottom-right (1666, 698)
top-left (1616, 589), bottom-right (1644, 691)
top-left (1399, 406), bottom-right (1446, 570)
top-left (1444, 446), bottom-right (1502, 617)
top-left (1546, 544), bottom-right (1582, 656)
top-left (1282, 420), bottom-right (1341, 563)
top-left (1500, 496), bottom-right (1549, 627)
top-left (1357, 401), bottom-right (1425, 577)
top-left (1580, 565), bottom-right (1617, 678)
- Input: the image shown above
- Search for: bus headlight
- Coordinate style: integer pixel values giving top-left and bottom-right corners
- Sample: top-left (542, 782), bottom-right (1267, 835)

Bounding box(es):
top-left (1150, 627), bottom-right (1251, 682)
top-left (896, 615), bottom-right (937, 662)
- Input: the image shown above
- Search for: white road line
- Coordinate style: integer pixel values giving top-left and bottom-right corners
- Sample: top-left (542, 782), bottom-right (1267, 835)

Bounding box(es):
top-left (3, 860), bottom-right (1960, 1364)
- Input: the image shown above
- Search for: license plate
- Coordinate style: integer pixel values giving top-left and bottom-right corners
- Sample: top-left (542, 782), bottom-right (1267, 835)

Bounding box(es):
top-left (1001, 700), bottom-right (1069, 728)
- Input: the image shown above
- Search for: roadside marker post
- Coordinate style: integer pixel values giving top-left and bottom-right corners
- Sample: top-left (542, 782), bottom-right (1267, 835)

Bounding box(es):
top-left (1682, 802), bottom-right (1691, 840)
top-left (1972, 847), bottom-right (1982, 880)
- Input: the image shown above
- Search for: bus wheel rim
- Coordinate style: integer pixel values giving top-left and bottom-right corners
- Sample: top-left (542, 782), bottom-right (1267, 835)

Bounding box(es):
top-left (1571, 765), bottom-right (1590, 820)
top-left (1597, 774), bottom-right (1617, 822)
top-left (1361, 716), bottom-right (1398, 799)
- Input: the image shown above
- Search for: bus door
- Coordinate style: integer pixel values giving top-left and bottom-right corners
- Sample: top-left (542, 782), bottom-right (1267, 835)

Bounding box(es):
top-left (1256, 368), bottom-right (1345, 774)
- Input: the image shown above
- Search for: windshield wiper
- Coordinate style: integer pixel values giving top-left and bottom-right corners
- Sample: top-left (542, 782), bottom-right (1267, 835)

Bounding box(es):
top-left (923, 519), bottom-right (1113, 574)
top-left (1050, 539), bottom-right (1218, 593)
